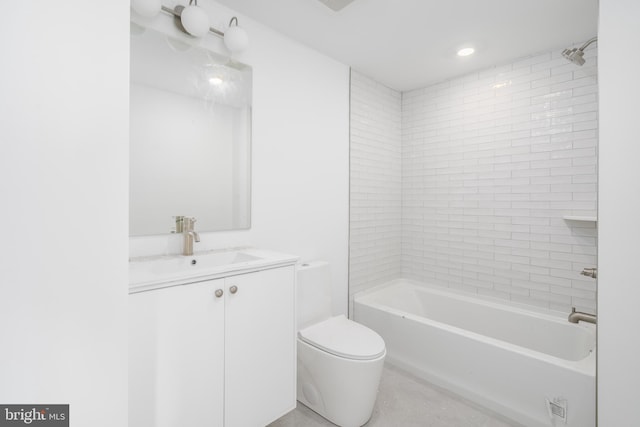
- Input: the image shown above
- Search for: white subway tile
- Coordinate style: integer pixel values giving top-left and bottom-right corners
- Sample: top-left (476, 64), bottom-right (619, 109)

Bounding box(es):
top-left (353, 46), bottom-right (597, 312)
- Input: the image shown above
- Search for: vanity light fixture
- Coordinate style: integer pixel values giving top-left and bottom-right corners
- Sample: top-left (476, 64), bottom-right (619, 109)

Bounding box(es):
top-left (130, 0), bottom-right (250, 53)
top-left (457, 47), bottom-right (475, 57)
top-left (223, 17), bottom-right (249, 53)
top-left (131, 0), bottom-right (161, 18)
top-left (179, 0), bottom-right (210, 37)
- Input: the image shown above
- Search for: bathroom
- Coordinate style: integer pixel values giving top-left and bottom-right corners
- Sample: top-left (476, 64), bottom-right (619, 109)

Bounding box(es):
top-left (1, 0), bottom-right (639, 426)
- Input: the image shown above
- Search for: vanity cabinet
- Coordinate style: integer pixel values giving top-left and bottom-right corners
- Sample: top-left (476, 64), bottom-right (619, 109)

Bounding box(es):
top-left (129, 265), bottom-right (296, 427)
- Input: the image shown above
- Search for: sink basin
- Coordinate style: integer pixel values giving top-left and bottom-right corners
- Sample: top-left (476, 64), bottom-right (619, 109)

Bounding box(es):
top-left (149, 251), bottom-right (262, 274)
top-left (129, 248), bottom-right (298, 292)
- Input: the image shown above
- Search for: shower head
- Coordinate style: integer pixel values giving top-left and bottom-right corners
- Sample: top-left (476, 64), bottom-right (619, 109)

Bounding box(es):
top-left (562, 48), bottom-right (586, 66)
top-left (562, 37), bottom-right (597, 66)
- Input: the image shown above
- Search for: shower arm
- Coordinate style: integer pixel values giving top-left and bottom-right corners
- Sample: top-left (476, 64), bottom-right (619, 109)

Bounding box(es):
top-left (579, 37), bottom-right (598, 52)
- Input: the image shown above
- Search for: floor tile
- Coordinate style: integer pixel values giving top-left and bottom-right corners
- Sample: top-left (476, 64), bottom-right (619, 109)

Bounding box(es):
top-left (269, 364), bottom-right (519, 427)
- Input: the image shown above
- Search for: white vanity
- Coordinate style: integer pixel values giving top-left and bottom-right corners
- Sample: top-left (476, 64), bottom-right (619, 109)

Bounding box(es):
top-left (129, 248), bottom-right (298, 427)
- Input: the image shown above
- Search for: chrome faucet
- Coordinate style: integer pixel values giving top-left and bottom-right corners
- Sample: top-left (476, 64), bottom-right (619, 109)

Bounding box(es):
top-left (568, 307), bottom-right (596, 324)
top-left (581, 267), bottom-right (597, 279)
top-left (173, 215), bottom-right (185, 233)
top-left (182, 217), bottom-right (200, 256)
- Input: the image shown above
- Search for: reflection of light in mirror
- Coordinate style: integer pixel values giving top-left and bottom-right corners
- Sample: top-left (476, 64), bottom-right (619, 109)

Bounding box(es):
top-left (191, 60), bottom-right (251, 111)
top-left (131, 26), bottom-right (251, 112)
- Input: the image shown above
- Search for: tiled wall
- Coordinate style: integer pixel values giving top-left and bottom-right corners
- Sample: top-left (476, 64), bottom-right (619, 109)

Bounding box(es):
top-left (402, 47), bottom-right (598, 313)
top-left (349, 70), bottom-right (402, 309)
top-left (350, 46), bottom-right (598, 314)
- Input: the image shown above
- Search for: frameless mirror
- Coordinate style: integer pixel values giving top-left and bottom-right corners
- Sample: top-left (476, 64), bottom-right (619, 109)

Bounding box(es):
top-left (129, 25), bottom-right (251, 236)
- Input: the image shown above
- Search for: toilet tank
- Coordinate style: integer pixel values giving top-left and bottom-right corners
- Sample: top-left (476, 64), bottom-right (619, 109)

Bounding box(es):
top-left (297, 261), bottom-right (332, 330)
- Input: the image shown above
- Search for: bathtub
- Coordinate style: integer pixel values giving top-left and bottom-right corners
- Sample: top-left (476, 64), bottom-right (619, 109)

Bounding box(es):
top-left (354, 280), bottom-right (595, 427)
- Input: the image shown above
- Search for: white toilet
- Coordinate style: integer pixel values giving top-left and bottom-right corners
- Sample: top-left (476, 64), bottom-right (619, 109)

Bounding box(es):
top-left (296, 261), bottom-right (386, 427)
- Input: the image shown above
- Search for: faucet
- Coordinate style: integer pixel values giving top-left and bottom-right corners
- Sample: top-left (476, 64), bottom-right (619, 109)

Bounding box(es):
top-left (173, 215), bottom-right (185, 233)
top-left (182, 217), bottom-right (200, 256)
top-left (580, 267), bottom-right (597, 279)
top-left (568, 307), bottom-right (596, 324)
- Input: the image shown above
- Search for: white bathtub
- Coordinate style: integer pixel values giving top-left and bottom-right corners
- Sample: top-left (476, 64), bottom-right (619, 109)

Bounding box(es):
top-left (354, 280), bottom-right (595, 427)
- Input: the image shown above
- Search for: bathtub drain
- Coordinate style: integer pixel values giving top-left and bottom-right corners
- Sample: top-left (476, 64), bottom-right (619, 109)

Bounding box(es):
top-left (546, 397), bottom-right (568, 423)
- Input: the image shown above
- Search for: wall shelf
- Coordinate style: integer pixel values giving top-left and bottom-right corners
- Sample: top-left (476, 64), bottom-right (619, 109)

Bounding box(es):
top-left (563, 215), bottom-right (598, 222)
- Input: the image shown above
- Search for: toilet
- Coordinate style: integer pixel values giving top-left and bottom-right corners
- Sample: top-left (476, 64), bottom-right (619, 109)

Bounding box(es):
top-left (296, 261), bottom-right (386, 427)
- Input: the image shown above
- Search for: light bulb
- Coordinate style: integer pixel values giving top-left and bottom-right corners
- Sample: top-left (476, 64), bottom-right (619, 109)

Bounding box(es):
top-left (457, 47), bottom-right (475, 57)
top-left (181, 5), bottom-right (210, 37)
top-left (224, 24), bottom-right (249, 53)
top-left (131, 0), bottom-right (161, 18)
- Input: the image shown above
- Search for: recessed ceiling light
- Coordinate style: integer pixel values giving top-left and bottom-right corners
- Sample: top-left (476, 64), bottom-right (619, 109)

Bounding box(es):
top-left (209, 77), bottom-right (223, 85)
top-left (457, 47), bottom-right (475, 57)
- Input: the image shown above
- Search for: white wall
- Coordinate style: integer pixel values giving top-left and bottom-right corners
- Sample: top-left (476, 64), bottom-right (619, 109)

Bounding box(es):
top-left (0, 2), bottom-right (129, 426)
top-left (349, 71), bottom-right (402, 310)
top-left (598, 0), bottom-right (640, 424)
top-left (130, 1), bottom-right (351, 315)
top-left (401, 47), bottom-right (598, 314)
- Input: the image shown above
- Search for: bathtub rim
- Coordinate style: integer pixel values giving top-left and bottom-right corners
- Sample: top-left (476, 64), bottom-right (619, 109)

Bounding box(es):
top-left (353, 279), bottom-right (596, 375)
top-left (355, 278), bottom-right (593, 320)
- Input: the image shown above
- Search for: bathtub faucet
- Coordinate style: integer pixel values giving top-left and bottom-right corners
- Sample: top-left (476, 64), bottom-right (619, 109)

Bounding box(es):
top-left (580, 267), bottom-right (597, 279)
top-left (568, 307), bottom-right (596, 324)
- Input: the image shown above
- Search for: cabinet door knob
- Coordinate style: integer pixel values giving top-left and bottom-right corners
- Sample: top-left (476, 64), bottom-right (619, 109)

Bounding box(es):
top-left (215, 289), bottom-right (224, 298)
top-left (229, 285), bottom-right (238, 294)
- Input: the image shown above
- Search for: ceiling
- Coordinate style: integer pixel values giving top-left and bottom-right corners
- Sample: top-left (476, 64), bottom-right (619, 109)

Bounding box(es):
top-left (213, 0), bottom-right (598, 91)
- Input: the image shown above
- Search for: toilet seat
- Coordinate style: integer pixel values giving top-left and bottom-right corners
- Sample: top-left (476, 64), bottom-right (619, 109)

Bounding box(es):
top-left (298, 315), bottom-right (386, 361)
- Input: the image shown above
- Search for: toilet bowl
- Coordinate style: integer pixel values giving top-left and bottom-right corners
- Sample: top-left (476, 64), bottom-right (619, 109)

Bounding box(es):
top-left (296, 262), bottom-right (386, 427)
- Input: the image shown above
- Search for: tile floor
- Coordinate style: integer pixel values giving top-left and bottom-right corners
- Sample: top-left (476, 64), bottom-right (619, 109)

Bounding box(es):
top-left (269, 364), bottom-right (520, 427)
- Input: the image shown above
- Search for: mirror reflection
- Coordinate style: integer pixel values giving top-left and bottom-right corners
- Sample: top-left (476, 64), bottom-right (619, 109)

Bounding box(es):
top-left (130, 26), bottom-right (252, 236)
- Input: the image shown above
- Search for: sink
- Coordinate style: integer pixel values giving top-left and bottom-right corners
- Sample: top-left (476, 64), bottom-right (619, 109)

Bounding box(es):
top-left (151, 251), bottom-right (262, 273)
top-left (129, 248), bottom-right (298, 292)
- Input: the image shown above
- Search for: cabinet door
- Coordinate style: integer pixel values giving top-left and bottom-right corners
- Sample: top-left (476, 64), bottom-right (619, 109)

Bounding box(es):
top-left (129, 280), bottom-right (225, 427)
top-left (224, 266), bottom-right (296, 427)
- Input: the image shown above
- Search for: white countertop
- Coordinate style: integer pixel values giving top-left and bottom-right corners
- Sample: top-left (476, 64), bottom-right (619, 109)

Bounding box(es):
top-left (129, 247), bottom-right (299, 293)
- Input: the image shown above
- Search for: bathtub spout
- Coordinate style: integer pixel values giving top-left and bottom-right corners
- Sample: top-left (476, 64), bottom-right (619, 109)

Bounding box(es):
top-left (568, 307), bottom-right (596, 324)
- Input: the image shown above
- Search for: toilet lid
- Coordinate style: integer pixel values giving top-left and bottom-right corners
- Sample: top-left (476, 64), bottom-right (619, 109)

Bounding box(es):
top-left (298, 315), bottom-right (386, 361)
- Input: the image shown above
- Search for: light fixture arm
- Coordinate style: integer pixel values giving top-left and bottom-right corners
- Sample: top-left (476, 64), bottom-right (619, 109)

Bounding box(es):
top-left (160, 4), bottom-right (227, 37)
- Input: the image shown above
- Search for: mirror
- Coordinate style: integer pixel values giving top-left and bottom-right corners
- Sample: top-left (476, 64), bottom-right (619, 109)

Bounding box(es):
top-left (129, 26), bottom-right (251, 236)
